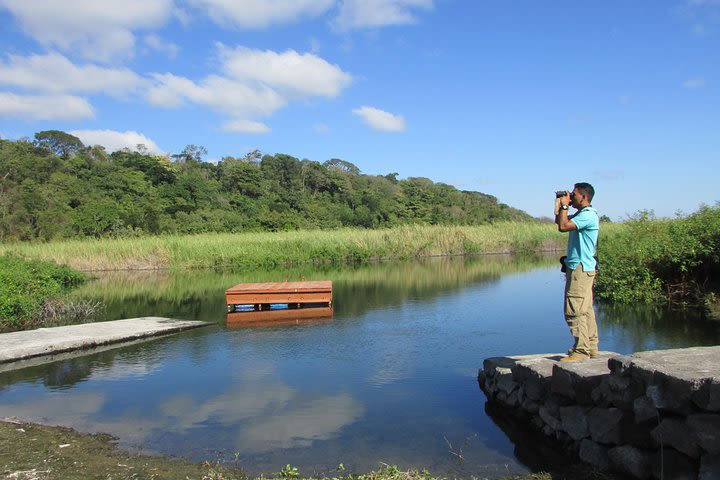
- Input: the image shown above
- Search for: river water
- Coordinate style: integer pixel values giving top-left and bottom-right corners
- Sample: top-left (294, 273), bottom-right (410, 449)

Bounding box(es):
top-left (1, 255), bottom-right (719, 478)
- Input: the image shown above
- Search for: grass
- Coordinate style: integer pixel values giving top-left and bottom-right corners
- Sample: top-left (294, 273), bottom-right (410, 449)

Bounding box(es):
top-left (0, 223), bottom-right (564, 272)
top-left (594, 206), bottom-right (720, 305)
top-left (0, 255), bottom-right (89, 332)
top-left (0, 420), bottom-right (621, 480)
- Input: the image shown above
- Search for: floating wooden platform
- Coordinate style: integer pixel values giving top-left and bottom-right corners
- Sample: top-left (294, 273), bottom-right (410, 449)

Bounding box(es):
top-left (226, 306), bottom-right (333, 328)
top-left (225, 280), bottom-right (332, 313)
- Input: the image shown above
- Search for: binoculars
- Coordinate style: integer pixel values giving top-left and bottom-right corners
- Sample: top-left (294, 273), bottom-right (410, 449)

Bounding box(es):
top-left (555, 190), bottom-right (576, 199)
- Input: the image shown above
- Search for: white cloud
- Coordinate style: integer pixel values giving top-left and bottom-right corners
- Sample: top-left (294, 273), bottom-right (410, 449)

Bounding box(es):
top-left (0, 52), bottom-right (145, 95)
top-left (147, 73), bottom-right (287, 117)
top-left (352, 106), bottom-right (406, 132)
top-left (222, 119), bottom-right (270, 134)
top-left (333, 0), bottom-right (433, 30)
top-left (144, 34), bottom-right (180, 58)
top-left (187, 0), bottom-right (334, 28)
top-left (0, 0), bottom-right (175, 61)
top-left (683, 77), bottom-right (706, 89)
top-left (219, 46), bottom-right (352, 97)
top-left (0, 92), bottom-right (94, 120)
top-left (147, 46), bottom-right (352, 125)
top-left (70, 129), bottom-right (162, 153)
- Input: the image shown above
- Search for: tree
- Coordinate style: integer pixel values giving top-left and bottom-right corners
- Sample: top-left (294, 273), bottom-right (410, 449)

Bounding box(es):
top-left (323, 158), bottom-right (361, 175)
top-left (172, 144), bottom-right (208, 163)
top-left (33, 130), bottom-right (84, 158)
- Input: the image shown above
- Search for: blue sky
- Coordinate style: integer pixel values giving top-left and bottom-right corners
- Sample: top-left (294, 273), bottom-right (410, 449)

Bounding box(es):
top-left (0, 0), bottom-right (718, 220)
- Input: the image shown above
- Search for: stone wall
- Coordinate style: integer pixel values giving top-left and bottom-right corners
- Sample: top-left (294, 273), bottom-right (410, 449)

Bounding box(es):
top-left (478, 347), bottom-right (720, 480)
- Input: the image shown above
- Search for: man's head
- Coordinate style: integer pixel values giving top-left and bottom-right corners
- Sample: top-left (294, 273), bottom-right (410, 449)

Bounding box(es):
top-left (571, 182), bottom-right (594, 208)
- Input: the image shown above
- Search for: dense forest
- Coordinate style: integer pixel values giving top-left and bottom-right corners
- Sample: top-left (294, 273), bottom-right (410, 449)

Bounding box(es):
top-left (0, 130), bottom-right (532, 241)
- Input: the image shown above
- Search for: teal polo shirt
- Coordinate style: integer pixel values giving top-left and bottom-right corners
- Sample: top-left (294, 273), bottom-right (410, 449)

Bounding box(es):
top-left (566, 206), bottom-right (599, 272)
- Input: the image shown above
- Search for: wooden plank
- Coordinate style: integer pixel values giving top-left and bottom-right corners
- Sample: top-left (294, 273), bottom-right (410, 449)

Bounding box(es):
top-left (226, 291), bottom-right (331, 305)
top-left (225, 280), bottom-right (331, 295)
top-left (225, 280), bottom-right (332, 306)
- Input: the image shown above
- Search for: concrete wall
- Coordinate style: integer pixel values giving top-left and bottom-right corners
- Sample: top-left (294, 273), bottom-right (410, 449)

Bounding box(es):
top-left (478, 347), bottom-right (720, 480)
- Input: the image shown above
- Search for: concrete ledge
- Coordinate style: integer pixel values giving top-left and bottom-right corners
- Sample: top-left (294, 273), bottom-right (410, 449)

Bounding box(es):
top-left (0, 317), bottom-right (212, 364)
top-left (479, 347), bottom-right (720, 479)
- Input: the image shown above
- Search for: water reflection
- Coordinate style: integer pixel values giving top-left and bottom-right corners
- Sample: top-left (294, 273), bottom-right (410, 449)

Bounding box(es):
top-left (227, 307), bottom-right (333, 328)
top-left (68, 255), bottom-right (550, 322)
top-left (1, 255), bottom-right (719, 478)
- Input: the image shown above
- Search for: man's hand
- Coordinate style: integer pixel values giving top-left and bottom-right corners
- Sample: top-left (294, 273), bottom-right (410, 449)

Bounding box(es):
top-left (554, 191), bottom-right (570, 215)
top-left (559, 191), bottom-right (571, 207)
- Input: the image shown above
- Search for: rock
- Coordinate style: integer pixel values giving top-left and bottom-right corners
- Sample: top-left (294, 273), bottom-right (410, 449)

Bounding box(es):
top-left (647, 382), bottom-right (694, 416)
top-left (559, 405), bottom-right (590, 441)
top-left (531, 415), bottom-right (544, 430)
top-left (539, 404), bottom-right (561, 431)
top-left (651, 417), bottom-right (701, 459)
top-left (634, 395), bottom-right (659, 423)
top-left (692, 378), bottom-right (720, 412)
top-left (608, 354), bottom-right (654, 387)
top-left (593, 372), bottom-right (645, 409)
top-left (521, 396), bottom-right (540, 414)
top-left (651, 448), bottom-right (698, 480)
top-left (551, 356), bottom-right (611, 404)
top-left (511, 355), bottom-right (559, 402)
top-left (477, 368), bottom-right (486, 389)
top-left (688, 413), bottom-right (720, 455)
top-left (622, 417), bottom-right (657, 450)
top-left (482, 355), bottom-right (521, 376)
top-left (621, 347), bottom-right (720, 415)
top-left (495, 367), bottom-right (517, 395)
top-left (587, 407), bottom-right (624, 445)
top-left (699, 454), bottom-right (720, 480)
top-left (506, 388), bottom-right (521, 407)
top-left (608, 445), bottom-right (653, 479)
top-left (579, 438), bottom-right (610, 469)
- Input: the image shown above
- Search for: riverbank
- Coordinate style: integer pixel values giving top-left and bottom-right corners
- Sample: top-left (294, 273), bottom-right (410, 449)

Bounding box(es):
top-left (0, 223), bottom-right (567, 271)
top-left (0, 420), bottom-right (619, 480)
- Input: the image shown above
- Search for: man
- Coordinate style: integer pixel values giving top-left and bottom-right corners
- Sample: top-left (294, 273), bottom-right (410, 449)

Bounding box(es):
top-left (555, 182), bottom-right (599, 362)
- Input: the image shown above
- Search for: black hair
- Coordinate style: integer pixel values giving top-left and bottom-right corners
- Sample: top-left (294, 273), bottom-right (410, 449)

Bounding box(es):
top-left (574, 182), bottom-right (595, 202)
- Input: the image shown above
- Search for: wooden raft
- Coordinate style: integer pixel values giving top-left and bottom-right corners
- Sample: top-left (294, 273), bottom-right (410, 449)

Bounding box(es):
top-left (225, 280), bottom-right (332, 313)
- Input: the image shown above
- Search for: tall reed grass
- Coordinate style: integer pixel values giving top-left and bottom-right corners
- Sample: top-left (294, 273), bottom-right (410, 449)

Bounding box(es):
top-left (0, 223), bottom-right (564, 271)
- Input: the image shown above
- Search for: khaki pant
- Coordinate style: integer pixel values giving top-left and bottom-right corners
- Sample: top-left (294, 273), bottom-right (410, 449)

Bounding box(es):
top-left (564, 264), bottom-right (597, 357)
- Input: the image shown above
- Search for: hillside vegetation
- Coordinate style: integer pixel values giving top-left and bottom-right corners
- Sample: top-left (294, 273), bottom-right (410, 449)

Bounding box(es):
top-left (595, 206), bottom-right (720, 310)
top-left (0, 131), bottom-right (531, 241)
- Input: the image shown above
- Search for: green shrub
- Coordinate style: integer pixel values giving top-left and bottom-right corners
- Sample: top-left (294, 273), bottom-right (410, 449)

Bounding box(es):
top-left (596, 206), bottom-right (720, 305)
top-left (0, 255), bottom-right (87, 331)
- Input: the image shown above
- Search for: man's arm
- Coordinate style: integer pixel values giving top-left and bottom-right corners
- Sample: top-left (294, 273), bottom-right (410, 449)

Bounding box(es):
top-left (554, 194), bottom-right (577, 232)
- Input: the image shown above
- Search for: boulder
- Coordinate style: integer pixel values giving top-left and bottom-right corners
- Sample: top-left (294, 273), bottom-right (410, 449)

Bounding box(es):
top-left (688, 413), bottom-right (720, 455)
top-left (651, 448), bottom-right (698, 480)
top-left (634, 395), bottom-right (659, 423)
top-left (651, 417), bottom-right (701, 459)
top-left (559, 405), bottom-right (590, 441)
top-left (551, 356), bottom-right (611, 404)
top-left (579, 438), bottom-right (610, 470)
top-left (608, 445), bottom-right (653, 479)
top-left (511, 355), bottom-right (559, 402)
top-left (587, 407), bottom-right (624, 445)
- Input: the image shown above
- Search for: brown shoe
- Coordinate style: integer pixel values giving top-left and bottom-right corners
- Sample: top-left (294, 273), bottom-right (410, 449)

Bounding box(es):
top-left (560, 353), bottom-right (589, 362)
top-left (567, 347), bottom-right (598, 359)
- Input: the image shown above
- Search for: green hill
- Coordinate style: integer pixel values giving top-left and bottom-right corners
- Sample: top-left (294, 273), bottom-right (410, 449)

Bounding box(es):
top-left (0, 130), bottom-right (533, 241)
